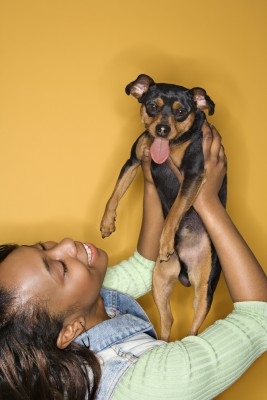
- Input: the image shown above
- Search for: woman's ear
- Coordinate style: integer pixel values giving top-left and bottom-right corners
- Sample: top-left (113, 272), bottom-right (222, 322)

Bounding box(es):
top-left (56, 317), bottom-right (86, 349)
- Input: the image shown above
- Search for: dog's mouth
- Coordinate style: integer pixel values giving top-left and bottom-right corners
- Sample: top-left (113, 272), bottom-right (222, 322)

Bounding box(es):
top-left (150, 137), bottom-right (170, 164)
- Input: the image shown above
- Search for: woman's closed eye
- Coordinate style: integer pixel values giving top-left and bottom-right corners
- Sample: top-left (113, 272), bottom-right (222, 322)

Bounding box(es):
top-left (37, 242), bottom-right (68, 276)
top-left (59, 260), bottom-right (68, 276)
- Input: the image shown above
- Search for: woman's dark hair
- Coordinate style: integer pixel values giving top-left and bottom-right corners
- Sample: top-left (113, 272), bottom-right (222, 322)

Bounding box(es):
top-left (0, 244), bottom-right (101, 400)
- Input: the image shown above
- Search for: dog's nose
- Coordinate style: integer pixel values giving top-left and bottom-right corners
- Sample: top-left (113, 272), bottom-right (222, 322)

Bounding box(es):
top-left (156, 124), bottom-right (171, 137)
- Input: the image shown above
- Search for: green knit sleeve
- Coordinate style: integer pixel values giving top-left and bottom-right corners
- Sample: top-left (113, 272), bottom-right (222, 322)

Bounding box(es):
top-left (102, 251), bottom-right (155, 299)
top-left (112, 301), bottom-right (267, 400)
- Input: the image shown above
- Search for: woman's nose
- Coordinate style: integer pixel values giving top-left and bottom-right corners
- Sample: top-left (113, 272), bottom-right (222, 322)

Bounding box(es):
top-left (47, 238), bottom-right (77, 258)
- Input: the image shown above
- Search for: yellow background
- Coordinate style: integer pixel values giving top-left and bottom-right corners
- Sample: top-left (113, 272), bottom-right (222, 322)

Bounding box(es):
top-left (0, 0), bottom-right (266, 398)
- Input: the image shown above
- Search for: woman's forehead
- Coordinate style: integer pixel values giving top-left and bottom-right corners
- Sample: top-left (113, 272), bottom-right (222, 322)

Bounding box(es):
top-left (0, 246), bottom-right (47, 288)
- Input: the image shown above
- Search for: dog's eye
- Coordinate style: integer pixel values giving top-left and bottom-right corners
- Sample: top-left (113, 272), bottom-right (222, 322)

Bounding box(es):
top-left (146, 103), bottom-right (160, 115)
top-left (175, 108), bottom-right (188, 120)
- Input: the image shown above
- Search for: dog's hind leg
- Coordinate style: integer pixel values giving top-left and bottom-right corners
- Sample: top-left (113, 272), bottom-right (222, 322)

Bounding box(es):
top-left (185, 233), bottom-right (214, 336)
top-left (152, 253), bottom-right (180, 341)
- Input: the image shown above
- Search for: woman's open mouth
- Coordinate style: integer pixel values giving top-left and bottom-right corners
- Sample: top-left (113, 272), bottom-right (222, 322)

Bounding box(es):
top-left (83, 243), bottom-right (93, 266)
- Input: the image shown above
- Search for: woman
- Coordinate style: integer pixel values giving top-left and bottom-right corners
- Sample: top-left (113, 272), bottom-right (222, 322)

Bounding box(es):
top-left (0, 124), bottom-right (266, 400)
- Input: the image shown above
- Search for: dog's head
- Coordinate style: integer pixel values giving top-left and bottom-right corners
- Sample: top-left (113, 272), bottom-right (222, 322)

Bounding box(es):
top-left (125, 74), bottom-right (215, 142)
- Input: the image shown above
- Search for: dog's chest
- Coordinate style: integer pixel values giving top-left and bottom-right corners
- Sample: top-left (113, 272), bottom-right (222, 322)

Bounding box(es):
top-left (151, 162), bottom-right (179, 213)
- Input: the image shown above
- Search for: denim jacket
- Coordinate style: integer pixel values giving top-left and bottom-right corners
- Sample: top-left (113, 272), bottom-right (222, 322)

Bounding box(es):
top-left (75, 288), bottom-right (164, 399)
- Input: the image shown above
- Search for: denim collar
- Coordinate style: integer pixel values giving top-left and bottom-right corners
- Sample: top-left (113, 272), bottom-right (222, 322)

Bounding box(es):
top-left (75, 288), bottom-right (157, 353)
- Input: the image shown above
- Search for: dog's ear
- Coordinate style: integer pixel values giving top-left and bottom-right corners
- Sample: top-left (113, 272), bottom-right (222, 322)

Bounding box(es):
top-left (125, 74), bottom-right (155, 102)
top-left (190, 87), bottom-right (215, 115)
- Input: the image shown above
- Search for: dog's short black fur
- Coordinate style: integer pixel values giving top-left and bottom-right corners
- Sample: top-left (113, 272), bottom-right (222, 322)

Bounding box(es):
top-left (100, 74), bottom-right (227, 340)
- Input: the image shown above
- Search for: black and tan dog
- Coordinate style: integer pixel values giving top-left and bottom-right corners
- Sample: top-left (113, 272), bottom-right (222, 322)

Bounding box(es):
top-left (100, 74), bottom-right (226, 341)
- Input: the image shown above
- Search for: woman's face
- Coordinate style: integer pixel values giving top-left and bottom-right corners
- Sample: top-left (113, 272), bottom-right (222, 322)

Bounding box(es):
top-left (0, 239), bottom-right (108, 328)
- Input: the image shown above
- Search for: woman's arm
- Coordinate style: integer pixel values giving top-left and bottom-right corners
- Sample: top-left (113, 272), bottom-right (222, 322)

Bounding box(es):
top-left (137, 148), bottom-right (164, 261)
top-left (103, 148), bottom-right (164, 298)
top-left (194, 122), bottom-right (267, 302)
top-left (113, 300), bottom-right (267, 400)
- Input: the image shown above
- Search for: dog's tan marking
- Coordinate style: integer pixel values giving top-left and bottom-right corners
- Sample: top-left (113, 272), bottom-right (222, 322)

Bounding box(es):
top-left (170, 140), bottom-right (192, 169)
top-left (100, 134), bottom-right (151, 238)
top-left (174, 113), bottom-right (195, 135)
top-left (167, 141), bottom-right (191, 185)
top-left (185, 233), bottom-right (212, 335)
top-left (172, 101), bottom-right (183, 110)
top-left (135, 134), bottom-right (153, 160)
top-left (152, 253), bottom-right (181, 341)
top-left (141, 109), bottom-right (162, 129)
top-left (100, 165), bottom-right (140, 237)
top-left (140, 104), bottom-right (153, 126)
top-left (157, 97), bottom-right (164, 107)
top-left (167, 139), bottom-right (192, 185)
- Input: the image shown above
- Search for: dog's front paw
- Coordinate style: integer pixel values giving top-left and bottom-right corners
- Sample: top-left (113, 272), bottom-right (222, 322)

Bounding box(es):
top-left (159, 219), bottom-right (177, 261)
top-left (159, 237), bottom-right (175, 262)
top-left (100, 210), bottom-right (117, 238)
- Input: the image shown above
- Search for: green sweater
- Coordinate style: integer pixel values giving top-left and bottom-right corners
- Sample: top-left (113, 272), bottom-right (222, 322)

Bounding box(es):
top-left (103, 251), bottom-right (267, 400)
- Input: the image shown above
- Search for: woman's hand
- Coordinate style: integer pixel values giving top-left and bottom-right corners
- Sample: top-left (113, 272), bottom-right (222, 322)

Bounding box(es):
top-left (194, 122), bottom-right (227, 213)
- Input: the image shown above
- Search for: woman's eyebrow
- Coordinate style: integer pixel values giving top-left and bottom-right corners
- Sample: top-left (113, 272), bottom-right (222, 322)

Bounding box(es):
top-left (33, 246), bottom-right (52, 275)
top-left (28, 244), bottom-right (52, 275)
top-left (23, 244), bottom-right (61, 281)
top-left (23, 244), bottom-right (52, 276)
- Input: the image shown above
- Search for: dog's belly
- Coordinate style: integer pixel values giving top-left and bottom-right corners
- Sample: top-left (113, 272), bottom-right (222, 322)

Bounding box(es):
top-left (175, 208), bottom-right (221, 302)
top-left (151, 162), bottom-right (214, 284)
top-left (175, 208), bottom-right (209, 286)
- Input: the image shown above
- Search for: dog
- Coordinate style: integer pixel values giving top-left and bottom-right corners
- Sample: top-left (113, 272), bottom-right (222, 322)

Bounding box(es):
top-left (100, 74), bottom-right (226, 341)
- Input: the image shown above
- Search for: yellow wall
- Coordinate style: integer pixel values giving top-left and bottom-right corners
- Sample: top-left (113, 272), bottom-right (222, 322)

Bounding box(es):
top-left (0, 0), bottom-right (266, 398)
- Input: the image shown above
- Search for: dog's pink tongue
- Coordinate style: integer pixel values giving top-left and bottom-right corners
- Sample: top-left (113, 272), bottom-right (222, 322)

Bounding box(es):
top-left (150, 137), bottom-right (170, 164)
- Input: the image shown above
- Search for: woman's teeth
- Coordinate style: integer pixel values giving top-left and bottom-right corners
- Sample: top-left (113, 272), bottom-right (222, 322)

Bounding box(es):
top-left (83, 244), bottom-right (92, 265)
